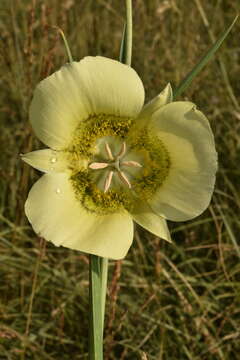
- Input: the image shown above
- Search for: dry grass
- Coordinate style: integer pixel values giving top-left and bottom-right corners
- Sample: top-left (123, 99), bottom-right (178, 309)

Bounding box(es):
top-left (0, 0), bottom-right (240, 359)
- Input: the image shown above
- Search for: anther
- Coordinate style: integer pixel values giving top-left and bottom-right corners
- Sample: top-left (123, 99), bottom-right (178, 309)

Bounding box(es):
top-left (89, 162), bottom-right (109, 169)
top-left (117, 142), bottom-right (126, 158)
top-left (104, 171), bottom-right (114, 193)
top-left (121, 160), bottom-right (142, 168)
top-left (105, 142), bottom-right (114, 160)
top-left (89, 141), bottom-right (142, 192)
top-left (118, 171), bottom-right (131, 189)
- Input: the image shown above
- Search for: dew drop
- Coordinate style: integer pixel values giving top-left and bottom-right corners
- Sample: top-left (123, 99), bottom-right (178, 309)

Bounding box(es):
top-left (51, 157), bottom-right (57, 163)
top-left (55, 188), bottom-right (61, 194)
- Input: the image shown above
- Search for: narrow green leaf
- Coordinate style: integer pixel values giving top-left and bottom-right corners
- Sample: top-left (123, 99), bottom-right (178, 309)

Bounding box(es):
top-left (119, 23), bottom-right (127, 63)
top-left (89, 255), bottom-right (103, 360)
top-left (173, 15), bottom-right (238, 99)
top-left (100, 257), bottom-right (108, 332)
top-left (119, 0), bottom-right (132, 65)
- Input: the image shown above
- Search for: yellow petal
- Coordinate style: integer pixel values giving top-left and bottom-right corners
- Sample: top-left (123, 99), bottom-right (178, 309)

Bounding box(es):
top-left (129, 83), bottom-right (172, 135)
top-left (140, 83), bottom-right (173, 118)
top-left (131, 201), bottom-right (172, 242)
top-left (25, 173), bottom-right (133, 259)
top-left (30, 56), bottom-right (145, 149)
top-left (148, 101), bottom-right (217, 221)
top-left (21, 149), bottom-right (68, 173)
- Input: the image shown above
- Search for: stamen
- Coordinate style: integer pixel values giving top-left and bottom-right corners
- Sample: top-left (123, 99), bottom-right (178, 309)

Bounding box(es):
top-left (104, 171), bottom-right (114, 193)
top-left (105, 142), bottom-right (114, 160)
top-left (121, 160), bottom-right (142, 168)
top-left (117, 142), bottom-right (126, 158)
top-left (89, 162), bottom-right (109, 169)
top-left (118, 171), bottom-right (131, 189)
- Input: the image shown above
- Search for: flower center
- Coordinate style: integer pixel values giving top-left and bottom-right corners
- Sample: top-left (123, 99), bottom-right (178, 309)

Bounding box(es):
top-left (69, 115), bottom-right (171, 215)
top-left (89, 141), bottom-right (142, 193)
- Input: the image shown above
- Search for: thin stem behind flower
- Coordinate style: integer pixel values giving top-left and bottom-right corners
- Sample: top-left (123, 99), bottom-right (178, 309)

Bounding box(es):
top-left (53, 26), bottom-right (73, 63)
top-left (124, 0), bottom-right (132, 66)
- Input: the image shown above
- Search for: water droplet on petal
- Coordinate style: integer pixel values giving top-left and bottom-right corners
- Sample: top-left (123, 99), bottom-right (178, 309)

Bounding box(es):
top-left (55, 188), bottom-right (61, 194)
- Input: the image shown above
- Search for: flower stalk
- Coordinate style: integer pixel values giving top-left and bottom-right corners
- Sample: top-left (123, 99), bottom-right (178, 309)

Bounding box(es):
top-left (100, 257), bottom-right (109, 329)
top-left (89, 255), bottom-right (103, 360)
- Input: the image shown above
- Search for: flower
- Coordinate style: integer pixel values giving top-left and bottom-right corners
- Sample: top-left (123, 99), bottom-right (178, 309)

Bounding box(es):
top-left (22, 56), bottom-right (217, 260)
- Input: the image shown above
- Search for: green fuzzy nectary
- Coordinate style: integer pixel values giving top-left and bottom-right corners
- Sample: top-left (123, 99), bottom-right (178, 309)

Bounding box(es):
top-left (70, 119), bottom-right (171, 215)
top-left (69, 113), bottom-right (133, 156)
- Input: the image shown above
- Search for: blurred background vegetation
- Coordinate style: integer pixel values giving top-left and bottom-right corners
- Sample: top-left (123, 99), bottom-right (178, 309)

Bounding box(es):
top-left (0, 0), bottom-right (240, 359)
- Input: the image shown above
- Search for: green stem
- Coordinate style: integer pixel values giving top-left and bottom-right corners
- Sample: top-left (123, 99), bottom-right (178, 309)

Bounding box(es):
top-left (89, 257), bottom-right (108, 359)
top-left (89, 255), bottom-right (103, 360)
top-left (124, 0), bottom-right (132, 66)
top-left (119, 23), bottom-right (127, 63)
top-left (100, 257), bottom-right (109, 331)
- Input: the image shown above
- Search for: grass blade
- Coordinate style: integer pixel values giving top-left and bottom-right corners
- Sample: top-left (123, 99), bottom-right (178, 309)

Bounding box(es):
top-left (119, 23), bottom-right (127, 63)
top-left (218, 206), bottom-right (240, 260)
top-left (173, 15), bottom-right (238, 99)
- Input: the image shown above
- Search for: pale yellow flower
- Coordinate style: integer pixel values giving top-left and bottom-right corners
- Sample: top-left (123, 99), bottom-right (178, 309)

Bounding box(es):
top-left (22, 56), bottom-right (217, 259)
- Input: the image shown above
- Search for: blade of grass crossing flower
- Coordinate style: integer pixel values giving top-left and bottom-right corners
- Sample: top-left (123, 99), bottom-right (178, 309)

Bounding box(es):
top-left (173, 15), bottom-right (238, 99)
top-left (89, 255), bottom-right (103, 360)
